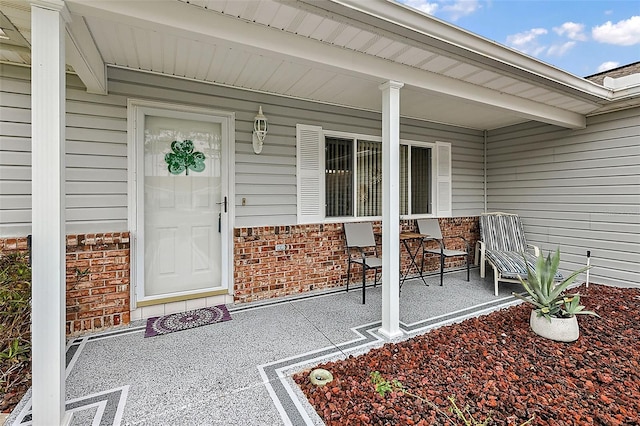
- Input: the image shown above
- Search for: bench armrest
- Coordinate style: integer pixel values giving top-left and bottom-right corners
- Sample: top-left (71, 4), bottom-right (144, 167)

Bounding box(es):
top-left (477, 241), bottom-right (486, 276)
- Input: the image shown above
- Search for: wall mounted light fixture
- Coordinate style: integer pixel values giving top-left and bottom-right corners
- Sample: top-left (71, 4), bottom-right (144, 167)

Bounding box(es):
top-left (252, 106), bottom-right (268, 154)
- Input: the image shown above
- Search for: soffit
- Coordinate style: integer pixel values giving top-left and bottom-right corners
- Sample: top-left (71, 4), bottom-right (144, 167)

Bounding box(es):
top-left (186, 0), bottom-right (601, 110)
top-left (0, 0), bottom-right (606, 130)
top-left (0, 2), bottom-right (31, 65)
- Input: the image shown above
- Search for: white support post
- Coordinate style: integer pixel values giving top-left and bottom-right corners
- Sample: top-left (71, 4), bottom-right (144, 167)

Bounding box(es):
top-left (379, 80), bottom-right (404, 339)
top-left (31, 1), bottom-right (70, 425)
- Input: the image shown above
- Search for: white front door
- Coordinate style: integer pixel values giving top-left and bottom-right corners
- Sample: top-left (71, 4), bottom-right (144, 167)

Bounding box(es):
top-left (131, 103), bottom-right (232, 304)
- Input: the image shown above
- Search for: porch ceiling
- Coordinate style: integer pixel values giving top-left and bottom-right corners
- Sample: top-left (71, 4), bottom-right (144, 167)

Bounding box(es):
top-left (0, 0), bottom-right (613, 130)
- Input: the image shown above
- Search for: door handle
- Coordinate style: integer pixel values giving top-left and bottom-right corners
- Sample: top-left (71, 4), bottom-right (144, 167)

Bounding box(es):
top-left (217, 196), bottom-right (227, 213)
top-left (217, 196), bottom-right (226, 233)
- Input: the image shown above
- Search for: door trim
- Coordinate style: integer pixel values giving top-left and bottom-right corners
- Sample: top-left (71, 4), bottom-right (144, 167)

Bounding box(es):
top-left (135, 289), bottom-right (229, 308)
top-left (127, 99), bottom-right (235, 309)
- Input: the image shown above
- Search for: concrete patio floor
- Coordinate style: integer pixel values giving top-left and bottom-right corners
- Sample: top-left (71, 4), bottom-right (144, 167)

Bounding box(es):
top-left (8, 268), bottom-right (524, 426)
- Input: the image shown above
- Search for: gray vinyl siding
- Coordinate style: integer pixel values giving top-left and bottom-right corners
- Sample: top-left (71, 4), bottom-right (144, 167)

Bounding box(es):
top-left (1, 64), bottom-right (484, 236)
top-left (0, 66), bottom-right (32, 237)
top-left (400, 119), bottom-right (485, 217)
top-left (0, 64), bottom-right (129, 237)
top-left (109, 67), bottom-right (485, 226)
top-left (486, 109), bottom-right (640, 287)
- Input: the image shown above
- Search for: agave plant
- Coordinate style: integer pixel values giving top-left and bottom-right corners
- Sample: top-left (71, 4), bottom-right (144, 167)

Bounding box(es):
top-left (513, 249), bottom-right (599, 320)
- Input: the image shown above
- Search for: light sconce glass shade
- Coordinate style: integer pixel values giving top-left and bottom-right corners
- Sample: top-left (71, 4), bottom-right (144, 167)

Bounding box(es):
top-left (252, 106), bottom-right (268, 154)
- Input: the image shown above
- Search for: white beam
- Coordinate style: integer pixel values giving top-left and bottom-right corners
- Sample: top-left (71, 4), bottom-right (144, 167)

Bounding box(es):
top-left (66, 13), bottom-right (107, 94)
top-left (30, 1), bottom-right (70, 425)
top-left (379, 80), bottom-right (404, 340)
top-left (65, 0), bottom-right (587, 129)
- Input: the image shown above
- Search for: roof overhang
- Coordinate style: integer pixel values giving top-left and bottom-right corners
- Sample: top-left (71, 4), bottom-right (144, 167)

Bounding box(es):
top-left (306, 0), bottom-right (611, 101)
top-left (2, 0), bottom-right (631, 130)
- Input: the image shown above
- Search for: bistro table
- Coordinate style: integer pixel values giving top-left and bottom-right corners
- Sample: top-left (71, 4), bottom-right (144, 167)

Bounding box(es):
top-left (399, 232), bottom-right (429, 289)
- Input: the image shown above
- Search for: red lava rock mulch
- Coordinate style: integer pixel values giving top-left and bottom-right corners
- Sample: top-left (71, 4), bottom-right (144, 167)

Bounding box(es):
top-left (294, 284), bottom-right (640, 425)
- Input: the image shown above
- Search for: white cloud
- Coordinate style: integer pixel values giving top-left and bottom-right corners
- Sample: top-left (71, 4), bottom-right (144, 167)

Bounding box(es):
top-left (507, 28), bottom-right (548, 47)
top-left (441, 0), bottom-right (481, 21)
top-left (534, 46), bottom-right (549, 57)
top-left (547, 41), bottom-right (576, 57)
top-left (597, 61), bottom-right (620, 72)
top-left (553, 22), bottom-right (587, 41)
top-left (399, 0), bottom-right (481, 20)
top-left (402, 0), bottom-right (439, 15)
top-left (592, 15), bottom-right (640, 46)
top-left (506, 28), bottom-right (548, 56)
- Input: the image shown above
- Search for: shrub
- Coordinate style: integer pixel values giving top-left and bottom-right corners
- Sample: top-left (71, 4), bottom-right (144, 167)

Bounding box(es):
top-left (0, 252), bottom-right (32, 411)
top-left (513, 249), bottom-right (598, 320)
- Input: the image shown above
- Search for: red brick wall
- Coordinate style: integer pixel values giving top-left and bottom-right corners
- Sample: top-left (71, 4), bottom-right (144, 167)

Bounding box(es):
top-left (0, 233), bottom-right (131, 336)
top-left (233, 223), bottom-right (345, 303)
top-left (2, 217), bottom-right (479, 331)
top-left (0, 237), bottom-right (29, 254)
top-left (420, 217), bottom-right (479, 271)
top-left (233, 217), bottom-right (479, 303)
top-left (65, 233), bottom-right (130, 335)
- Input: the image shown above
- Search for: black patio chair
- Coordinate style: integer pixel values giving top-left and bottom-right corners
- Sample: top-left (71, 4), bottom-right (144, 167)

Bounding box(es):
top-left (418, 218), bottom-right (470, 286)
top-left (344, 222), bottom-right (382, 304)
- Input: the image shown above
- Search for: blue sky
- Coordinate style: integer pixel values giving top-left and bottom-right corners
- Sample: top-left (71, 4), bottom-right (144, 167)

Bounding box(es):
top-left (396, 0), bottom-right (640, 77)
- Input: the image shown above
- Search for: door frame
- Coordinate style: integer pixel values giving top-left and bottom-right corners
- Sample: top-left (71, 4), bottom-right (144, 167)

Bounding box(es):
top-left (127, 99), bottom-right (235, 309)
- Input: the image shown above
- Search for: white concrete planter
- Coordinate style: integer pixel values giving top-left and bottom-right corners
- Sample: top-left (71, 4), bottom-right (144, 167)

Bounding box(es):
top-left (529, 310), bottom-right (579, 342)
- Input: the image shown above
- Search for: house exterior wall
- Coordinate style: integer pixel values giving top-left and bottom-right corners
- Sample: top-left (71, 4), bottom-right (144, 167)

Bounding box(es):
top-left (234, 217), bottom-right (479, 303)
top-left (1, 64), bottom-right (485, 235)
top-left (65, 233), bottom-right (130, 334)
top-left (3, 60), bottom-right (639, 329)
top-left (107, 67), bottom-right (486, 225)
top-left (1, 62), bottom-right (484, 333)
top-left (0, 233), bottom-right (130, 335)
top-left (486, 108), bottom-right (640, 287)
top-left (1, 64), bottom-right (129, 237)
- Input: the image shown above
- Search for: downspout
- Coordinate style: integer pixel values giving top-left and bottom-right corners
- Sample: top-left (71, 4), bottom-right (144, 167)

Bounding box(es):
top-left (483, 130), bottom-right (487, 213)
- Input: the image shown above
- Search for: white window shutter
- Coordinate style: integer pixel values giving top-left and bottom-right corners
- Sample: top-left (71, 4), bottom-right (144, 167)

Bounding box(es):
top-left (297, 124), bottom-right (324, 224)
top-left (435, 142), bottom-right (452, 217)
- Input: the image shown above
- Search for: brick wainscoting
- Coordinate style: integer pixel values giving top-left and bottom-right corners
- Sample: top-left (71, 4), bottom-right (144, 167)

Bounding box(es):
top-left (1, 217), bottom-right (479, 333)
top-left (233, 217), bottom-right (479, 303)
top-left (0, 236), bottom-right (29, 254)
top-left (66, 233), bottom-right (130, 335)
top-left (0, 233), bottom-right (131, 336)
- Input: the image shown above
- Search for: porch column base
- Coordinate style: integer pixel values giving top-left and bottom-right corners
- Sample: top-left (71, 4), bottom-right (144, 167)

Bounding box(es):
top-left (378, 328), bottom-right (404, 340)
top-left (61, 413), bottom-right (72, 426)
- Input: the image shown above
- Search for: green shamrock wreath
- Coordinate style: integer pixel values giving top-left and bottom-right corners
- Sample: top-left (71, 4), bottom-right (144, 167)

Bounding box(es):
top-left (164, 140), bottom-right (206, 175)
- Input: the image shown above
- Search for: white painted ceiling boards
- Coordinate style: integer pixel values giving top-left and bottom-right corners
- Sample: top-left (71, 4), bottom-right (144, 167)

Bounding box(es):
top-left (0, 0), bottom-right (619, 130)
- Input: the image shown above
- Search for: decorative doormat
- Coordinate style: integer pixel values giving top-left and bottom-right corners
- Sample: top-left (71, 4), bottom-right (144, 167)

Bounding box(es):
top-left (144, 305), bottom-right (232, 338)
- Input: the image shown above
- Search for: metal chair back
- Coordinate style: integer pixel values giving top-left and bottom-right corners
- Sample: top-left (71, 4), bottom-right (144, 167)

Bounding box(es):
top-left (344, 222), bottom-right (376, 249)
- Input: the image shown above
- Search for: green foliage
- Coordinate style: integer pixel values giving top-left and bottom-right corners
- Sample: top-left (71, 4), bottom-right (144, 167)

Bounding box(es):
top-left (370, 371), bottom-right (534, 425)
top-left (447, 395), bottom-right (491, 426)
top-left (513, 249), bottom-right (599, 320)
top-left (370, 371), bottom-right (392, 397)
top-left (0, 252), bottom-right (31, 316)
top-left (74, 267), bottom-right (90, 281)
top-left (370, 371), bottom-right (403, 398)
top-left (0, 252), bottom-right (32, 393)
top-left (0, 338), bottom-right (29, 361)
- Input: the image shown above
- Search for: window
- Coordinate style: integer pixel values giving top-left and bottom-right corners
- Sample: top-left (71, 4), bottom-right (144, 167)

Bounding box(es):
top-left (325, 137), bottom-right (386, 217)
top-left (325, 137), bottom-right (353, 217)
top-left (404, 145), bottom-right (432, 215)
top-left (297, 124), bottom-right (451, 223)
top-left (324, 137), bottom-right (430, 218)
top-left (356, 140), bottom-right (383, 217)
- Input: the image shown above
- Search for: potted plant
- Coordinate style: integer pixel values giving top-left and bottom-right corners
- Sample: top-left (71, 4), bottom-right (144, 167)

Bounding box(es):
top-left (513, 249), bottom-right (599, 342)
